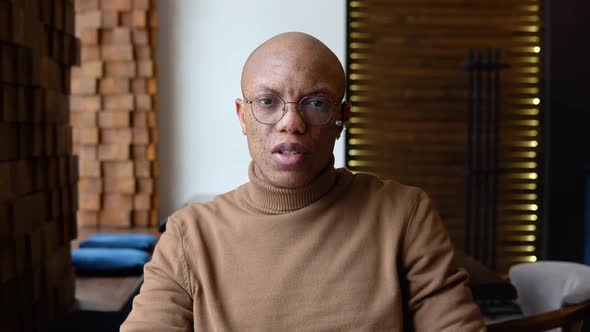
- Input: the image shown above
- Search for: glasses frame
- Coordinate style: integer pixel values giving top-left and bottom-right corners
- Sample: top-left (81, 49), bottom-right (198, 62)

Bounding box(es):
top-left (243, 94), bottom-right (345, 126)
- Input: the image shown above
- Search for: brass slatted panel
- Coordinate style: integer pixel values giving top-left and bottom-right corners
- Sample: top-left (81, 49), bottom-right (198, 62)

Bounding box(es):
top-left (346, 0), bottom-right (543, 271)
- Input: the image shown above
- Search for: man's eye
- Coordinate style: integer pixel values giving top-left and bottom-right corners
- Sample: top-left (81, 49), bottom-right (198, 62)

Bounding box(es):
top-left (308, 99), bottom-right (326, 107)
top-left (257, 98), bottom-right (276, 105)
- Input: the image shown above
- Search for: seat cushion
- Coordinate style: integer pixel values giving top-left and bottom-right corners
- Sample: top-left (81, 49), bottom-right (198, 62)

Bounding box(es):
top-left (79, 233), bottom-right (158, 252)
top-left (72, 248), bottom-right (150, 276)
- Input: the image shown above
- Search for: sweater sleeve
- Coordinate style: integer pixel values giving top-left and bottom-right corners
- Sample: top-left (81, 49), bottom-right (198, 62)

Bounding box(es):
top-left (401, 190), bottom-right (485, 332)
top-left (121, 217), bottom-right (194, 332)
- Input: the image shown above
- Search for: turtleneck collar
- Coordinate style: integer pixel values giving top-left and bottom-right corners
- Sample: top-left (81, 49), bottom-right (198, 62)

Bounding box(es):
top-left (241, 158), bottom-right (338, 215)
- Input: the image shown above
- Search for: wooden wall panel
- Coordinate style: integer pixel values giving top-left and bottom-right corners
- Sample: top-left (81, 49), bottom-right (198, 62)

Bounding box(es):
top-left (346, 0), bottom-right (543, 272)
top-left (0, 0), bottom-right (79, 330)
top-left (72, 0), bottom-right (158, 228)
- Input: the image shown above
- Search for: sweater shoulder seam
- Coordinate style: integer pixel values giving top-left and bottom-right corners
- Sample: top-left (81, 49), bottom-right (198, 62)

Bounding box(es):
top-left (402, 188), bottom-right (425, 248)
top-left (170, 216), bottom-right (193, 296)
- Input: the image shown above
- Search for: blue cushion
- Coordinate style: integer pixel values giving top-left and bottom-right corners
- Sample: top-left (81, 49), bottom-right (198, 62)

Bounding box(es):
top-left (79, 233), bottom-right (157, 251)
top-left (72, 248), bottom-right (150, 276)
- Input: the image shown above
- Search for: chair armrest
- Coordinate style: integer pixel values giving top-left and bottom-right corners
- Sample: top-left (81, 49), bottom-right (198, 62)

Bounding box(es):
top-left (487, 300), bottom-right (590, 332)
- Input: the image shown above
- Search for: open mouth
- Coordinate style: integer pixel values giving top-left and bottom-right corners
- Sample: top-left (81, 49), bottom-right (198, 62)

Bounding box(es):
top-left (272, 142), bottom-right (308, 165)
top-left (278, 150), bottom-right (301, 156)
top-left (272, 142), bottom-right (308, 155)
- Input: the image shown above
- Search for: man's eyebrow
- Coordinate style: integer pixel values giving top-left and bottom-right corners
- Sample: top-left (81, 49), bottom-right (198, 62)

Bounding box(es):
top-left (304, 88), bottom-right (336, 97)
top-left (254, 85), bottom-right (281, 95)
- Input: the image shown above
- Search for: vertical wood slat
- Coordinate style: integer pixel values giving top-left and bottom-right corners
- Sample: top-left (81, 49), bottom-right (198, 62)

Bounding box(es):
top-left (464, 49), bottom-right (507, 269)
top-left (346, 0), bottom-right (543, 272)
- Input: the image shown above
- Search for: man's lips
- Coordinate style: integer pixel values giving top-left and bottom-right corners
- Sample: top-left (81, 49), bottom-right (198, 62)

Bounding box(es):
top-left (271, 142), bottom-right (309, 155)
top-left (271, 142), bottom-right (309, 166)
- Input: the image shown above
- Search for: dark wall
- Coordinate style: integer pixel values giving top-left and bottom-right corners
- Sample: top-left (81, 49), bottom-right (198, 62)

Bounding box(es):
top-left (544, 0), bottom-right (590, 261)
top-left (0, 1), bottom-right (79, 331)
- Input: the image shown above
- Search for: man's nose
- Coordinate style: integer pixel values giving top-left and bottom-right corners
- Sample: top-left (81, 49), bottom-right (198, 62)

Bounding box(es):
top-left (276, 102), bottom-right (306, 134)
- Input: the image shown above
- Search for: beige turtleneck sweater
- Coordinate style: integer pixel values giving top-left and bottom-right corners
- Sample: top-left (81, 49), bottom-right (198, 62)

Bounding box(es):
top-left (121, 163), bottom-right (485, 331)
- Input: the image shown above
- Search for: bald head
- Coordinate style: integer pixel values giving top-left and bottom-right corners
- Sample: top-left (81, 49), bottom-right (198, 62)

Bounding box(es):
top-left (241, 32), bottom-right (346, 99)
top-left (235, 32), bottom-right (349, 189)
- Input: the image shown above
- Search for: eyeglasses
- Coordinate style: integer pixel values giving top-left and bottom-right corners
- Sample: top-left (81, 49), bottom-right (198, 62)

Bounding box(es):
top-left (244, 94), bottom-right (343, 126)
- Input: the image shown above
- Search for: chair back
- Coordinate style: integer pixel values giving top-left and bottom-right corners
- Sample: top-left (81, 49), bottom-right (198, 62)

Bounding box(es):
top-left (487, 261), bottom-right (590, 332)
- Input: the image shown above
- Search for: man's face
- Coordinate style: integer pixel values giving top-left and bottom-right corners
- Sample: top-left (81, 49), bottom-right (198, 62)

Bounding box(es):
top-left (236, 49), bottom-right (345, 189)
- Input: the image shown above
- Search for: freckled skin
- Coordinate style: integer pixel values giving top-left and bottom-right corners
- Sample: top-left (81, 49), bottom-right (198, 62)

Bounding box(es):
top-left (236, 32), bottom-right (349, 189)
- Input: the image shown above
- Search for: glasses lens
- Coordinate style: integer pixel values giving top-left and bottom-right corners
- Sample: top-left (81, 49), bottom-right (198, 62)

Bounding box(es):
top-left (299, 96), bottom-right (334, 125)
top-left (251, 94), bottom-right (284, 124)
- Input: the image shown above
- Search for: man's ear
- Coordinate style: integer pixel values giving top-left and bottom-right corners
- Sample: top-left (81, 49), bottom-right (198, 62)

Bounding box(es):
top-left (236, 98), bottom-right (247, 135)
top-left (336, 101), bottom-right (351, 140)
top-left (342, 101), bottom-right (351, 123)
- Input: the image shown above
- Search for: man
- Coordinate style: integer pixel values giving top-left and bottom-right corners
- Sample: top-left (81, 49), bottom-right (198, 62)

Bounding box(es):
top-left (121, 32), bottom-right (485, 331)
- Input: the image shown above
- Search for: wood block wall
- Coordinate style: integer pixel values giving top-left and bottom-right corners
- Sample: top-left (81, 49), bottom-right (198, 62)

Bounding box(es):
top-left (72, 0), bottom-right (158, 228)
top-left (0, 0), bottom-right (79, 330)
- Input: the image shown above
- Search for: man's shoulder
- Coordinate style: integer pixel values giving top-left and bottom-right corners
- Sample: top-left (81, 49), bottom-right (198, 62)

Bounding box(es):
top-left (166, 187), bottom-right (243, 229)
top-left (346, 169), bottom-right (425, 202)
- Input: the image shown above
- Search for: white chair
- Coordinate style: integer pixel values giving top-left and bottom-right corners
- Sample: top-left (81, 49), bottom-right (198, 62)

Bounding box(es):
top-left (488, 261), bottom-right (590, 332)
